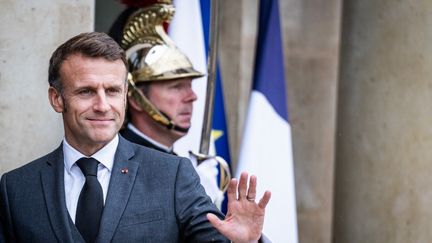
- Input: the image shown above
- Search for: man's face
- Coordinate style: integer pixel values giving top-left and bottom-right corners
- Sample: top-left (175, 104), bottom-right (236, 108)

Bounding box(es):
top-left (49, 54), bottom-right (127, 154)
top-left (147, 78), bottom-right (197, 131)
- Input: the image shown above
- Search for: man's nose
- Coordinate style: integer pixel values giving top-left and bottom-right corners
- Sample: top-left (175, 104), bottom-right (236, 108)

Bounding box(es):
top-left (93, 92), bottom-right (110, 112)
top-left (185, 87), bottom-right (198, 102)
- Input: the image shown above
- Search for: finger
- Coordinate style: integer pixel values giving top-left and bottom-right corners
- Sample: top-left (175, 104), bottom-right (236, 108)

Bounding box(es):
top-left (247, 175), bottom-right (257, 201)
top-left (208, 213), bottom-right (234, 240)
top-left (238, 172), bottom-right (248, 200)
top-left (227, 178), bottom-right (238, 203)
top-left (258, 190), bottom-right (272, 209)
top-left (207, 213), bottom-right (223, 230)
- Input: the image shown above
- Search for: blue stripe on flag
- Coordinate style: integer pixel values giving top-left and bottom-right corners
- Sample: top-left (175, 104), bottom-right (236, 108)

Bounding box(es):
top-left (199, 0), bottom-right (210, 43)
top-left (200, 0), bottom-right (231, 165)
top-left (253, 0), bottom-right (288, 120)
top-left (200, 0), bottom-right (232, 214)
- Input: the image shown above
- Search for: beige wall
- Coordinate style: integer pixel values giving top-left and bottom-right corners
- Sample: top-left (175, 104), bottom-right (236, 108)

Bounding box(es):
top-left (0, 0), bottom-right (94, 173)
top-left (334, 1), bottom-right (432, 242)
top-left (219, 0), bottom-right (258, 167)
top-left (281, 1), bottom-right (341, 242)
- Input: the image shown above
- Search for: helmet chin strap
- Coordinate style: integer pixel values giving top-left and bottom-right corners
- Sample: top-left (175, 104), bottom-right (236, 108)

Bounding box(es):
top-left (128, 76), bottom-right (190, 134)
top-left (158, 110), bottom-right (190, 133)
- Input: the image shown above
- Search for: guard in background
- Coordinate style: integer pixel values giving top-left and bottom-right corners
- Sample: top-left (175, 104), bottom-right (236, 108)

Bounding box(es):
top-left (109, 0), bottom-right (229, 208)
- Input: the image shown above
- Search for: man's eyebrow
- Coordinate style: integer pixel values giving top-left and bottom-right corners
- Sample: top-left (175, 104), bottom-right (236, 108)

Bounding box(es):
top-left (108, 84), bottom-right (124, 89)
top-left (74, 86), bottom-right (94, 91)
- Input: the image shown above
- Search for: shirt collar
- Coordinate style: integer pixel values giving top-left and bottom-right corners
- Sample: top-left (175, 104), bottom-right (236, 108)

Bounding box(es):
top-left (127, 123), bottom-right (173, 153)
top-left (63, 135), bottom-right (119, 173)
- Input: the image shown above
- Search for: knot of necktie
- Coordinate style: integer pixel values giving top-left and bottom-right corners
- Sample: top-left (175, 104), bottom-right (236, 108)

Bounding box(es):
top-left (76, 157), bottom-right (99, 177)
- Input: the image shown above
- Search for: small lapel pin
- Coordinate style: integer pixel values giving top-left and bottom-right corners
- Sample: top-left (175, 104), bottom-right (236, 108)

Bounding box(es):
top-left (121, 168), bottom-right (128, 174)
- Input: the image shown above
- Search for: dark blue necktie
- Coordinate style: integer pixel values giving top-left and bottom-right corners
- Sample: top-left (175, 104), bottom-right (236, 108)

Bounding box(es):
top-left (75, 157), bottom-right (104, 243)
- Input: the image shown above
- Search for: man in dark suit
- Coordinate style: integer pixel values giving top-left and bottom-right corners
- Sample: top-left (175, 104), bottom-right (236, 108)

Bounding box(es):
top-left (0, 32), bottom-right (270, 243)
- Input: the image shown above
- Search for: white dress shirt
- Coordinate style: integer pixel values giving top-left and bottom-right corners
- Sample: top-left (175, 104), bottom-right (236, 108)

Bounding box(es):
top-left (63, 135), bottom-right (118, 223)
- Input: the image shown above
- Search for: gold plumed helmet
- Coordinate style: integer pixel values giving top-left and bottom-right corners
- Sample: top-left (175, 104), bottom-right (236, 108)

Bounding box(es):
top-left (121, 2), bottom-right (204, 83)
top-left (121, 1), bottom-right (203, 132)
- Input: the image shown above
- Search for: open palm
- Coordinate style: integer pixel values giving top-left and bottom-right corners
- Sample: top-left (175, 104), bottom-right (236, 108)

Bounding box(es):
top-left (207, 172), bottom-right (271, 243)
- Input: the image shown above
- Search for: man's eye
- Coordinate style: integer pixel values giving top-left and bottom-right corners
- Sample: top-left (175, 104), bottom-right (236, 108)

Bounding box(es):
top-left (107, 88), bottom-right (121, 95)
top-left (78, 89), bottom-right (92, 95)
top-left (170, 84), bottom-right (183, 90)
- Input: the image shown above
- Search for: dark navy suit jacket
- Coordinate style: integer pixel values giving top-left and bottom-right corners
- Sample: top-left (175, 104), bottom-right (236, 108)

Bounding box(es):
top-left (0, 136), bottom-right (228, 242)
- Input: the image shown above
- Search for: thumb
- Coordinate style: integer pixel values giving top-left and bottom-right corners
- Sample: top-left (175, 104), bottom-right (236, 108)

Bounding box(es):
top-left (207, 213), bottom-right (224, 230)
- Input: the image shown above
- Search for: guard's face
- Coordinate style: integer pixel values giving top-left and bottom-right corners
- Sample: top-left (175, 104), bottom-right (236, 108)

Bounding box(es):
top-left (147, 78), bottom-right (197, 131)
top-left (49, 54), bottom-right (127, 154)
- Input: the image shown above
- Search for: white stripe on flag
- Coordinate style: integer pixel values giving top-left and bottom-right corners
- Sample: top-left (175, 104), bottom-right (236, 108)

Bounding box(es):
top-left (237, 91), bottom-right (298, 243)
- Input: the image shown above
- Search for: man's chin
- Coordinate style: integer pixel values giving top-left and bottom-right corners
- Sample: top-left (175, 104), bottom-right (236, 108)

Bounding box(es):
top-left (89, 132), bottom-right (117, 144)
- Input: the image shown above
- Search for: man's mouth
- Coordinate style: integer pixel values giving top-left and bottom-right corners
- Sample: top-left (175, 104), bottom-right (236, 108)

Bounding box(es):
top-left (178, 112), bottom-right (192, 119)
top-left (87, 118), bottom-right (114, 125)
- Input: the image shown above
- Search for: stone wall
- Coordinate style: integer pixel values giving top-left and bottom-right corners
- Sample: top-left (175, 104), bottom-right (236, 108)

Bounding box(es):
top-left (334, 1), bottom-right (432, 242)
top-left (0, 0), bottom-right (94, 173)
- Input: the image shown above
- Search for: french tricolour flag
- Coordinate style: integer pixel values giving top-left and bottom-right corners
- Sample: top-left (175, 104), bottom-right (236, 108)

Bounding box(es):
top-left (236, 0), bottom-right (299, 242)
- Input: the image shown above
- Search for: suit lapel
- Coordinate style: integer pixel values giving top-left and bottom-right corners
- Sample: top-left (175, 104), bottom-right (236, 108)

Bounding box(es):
top-left (97, 137), bottom-right (139, 243)
top-left (40, 145), bottom-right (76, 243)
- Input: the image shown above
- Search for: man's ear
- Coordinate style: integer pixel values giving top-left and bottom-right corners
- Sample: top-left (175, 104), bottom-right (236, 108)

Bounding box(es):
top-left (48, 87), bottom-right (64, 113)
top-left (127, 93), bottom-right (144, 112)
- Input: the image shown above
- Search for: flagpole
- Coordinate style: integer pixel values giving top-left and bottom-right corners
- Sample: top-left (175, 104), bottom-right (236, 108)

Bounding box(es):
top-left (199, 0), bottom-right (219, 155)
